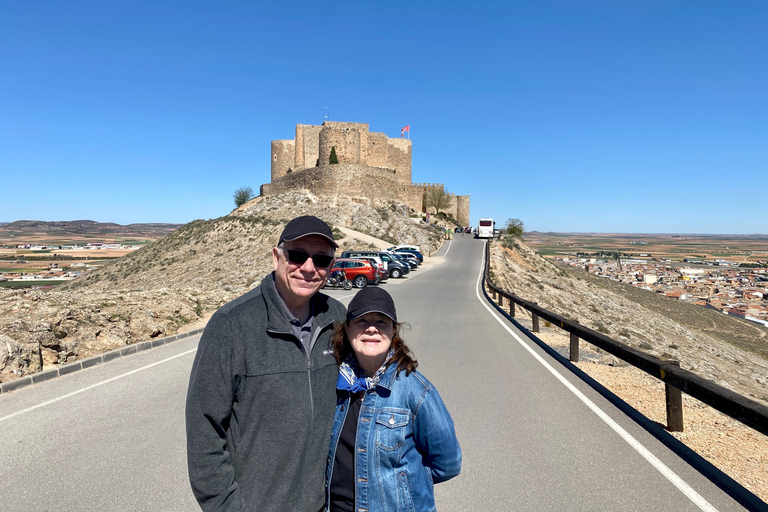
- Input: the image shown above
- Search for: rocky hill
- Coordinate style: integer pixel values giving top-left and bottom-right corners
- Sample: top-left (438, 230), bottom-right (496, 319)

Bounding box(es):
top-left (489, 235), bottom-right (768, 406)
top-left (0, 191), bottom-right (443, 383)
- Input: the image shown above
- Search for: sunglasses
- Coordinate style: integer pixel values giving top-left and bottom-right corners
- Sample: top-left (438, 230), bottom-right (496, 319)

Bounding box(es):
top-left (284, 249), bottom-right (334, 268)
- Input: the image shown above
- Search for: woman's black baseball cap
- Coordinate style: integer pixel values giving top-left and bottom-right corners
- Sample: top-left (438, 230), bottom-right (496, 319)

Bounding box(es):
top-left (347, 287), bottom-right (397, 323)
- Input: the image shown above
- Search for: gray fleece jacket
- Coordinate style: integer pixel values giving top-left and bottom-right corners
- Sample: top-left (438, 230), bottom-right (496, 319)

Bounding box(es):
top-left (186, 272), bottom-right (346, 512)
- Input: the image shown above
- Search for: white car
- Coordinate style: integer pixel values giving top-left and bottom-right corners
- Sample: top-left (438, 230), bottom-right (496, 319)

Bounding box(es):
top-left (387, 244), bottom-right (421, 253)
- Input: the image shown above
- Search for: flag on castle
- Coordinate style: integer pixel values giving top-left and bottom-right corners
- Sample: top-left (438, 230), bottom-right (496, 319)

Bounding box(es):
top-left (401, 125), bottom-right (410, 139)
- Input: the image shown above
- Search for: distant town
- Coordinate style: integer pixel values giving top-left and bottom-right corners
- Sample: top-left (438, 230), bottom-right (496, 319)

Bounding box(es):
top-left (555, 256), bottom-right (768, 327)
top-left (523, 232), bottom-right (768, 328)
top-left (0, 220), bottom-right (180, 288)
top-left (0, 243), bottom-right (143, 285)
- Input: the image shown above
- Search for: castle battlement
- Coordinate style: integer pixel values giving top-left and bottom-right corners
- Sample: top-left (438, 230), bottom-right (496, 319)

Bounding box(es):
top-left (413, 182), bottom-right (446, 189)
top-left (263, 121), bottom-right (470, 226)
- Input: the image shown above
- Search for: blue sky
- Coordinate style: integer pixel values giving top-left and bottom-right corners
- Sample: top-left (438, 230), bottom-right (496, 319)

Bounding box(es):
top-left (1, 1), bottom-right (765, 234)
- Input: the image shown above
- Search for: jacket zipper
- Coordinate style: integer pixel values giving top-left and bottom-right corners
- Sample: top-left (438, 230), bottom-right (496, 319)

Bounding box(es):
top-left (306, 317), bottom-right (334, 419)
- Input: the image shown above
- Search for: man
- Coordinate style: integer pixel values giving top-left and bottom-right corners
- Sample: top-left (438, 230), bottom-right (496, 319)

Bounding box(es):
top-left (186, 215), bottom-right (346, 512)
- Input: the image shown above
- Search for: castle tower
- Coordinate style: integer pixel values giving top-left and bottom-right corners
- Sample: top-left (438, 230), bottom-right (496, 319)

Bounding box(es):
top-left (386, 138), bottom-right (412, 184)
top-left (271, 140), bottom-right (295, 181)
top-left (295, 124), bottom-right (322, 169)
top-left (318, 122), bottom-right (368, 165)
top-left (456, 195), bottom-right (470, 227)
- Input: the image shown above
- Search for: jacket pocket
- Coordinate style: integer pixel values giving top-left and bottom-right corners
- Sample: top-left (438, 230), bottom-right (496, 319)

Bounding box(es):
top-left (397, 471), bottom-right (417, 512)
top-left (375, 411), bottom-right (409, 452)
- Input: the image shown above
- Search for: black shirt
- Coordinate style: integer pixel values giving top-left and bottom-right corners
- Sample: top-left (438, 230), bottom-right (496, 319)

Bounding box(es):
top-left (329, 393), bottom-right (362, 512)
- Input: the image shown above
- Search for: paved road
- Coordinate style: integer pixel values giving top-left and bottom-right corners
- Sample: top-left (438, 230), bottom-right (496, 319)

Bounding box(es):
top-left (0, 236), bottom-right (754, 511)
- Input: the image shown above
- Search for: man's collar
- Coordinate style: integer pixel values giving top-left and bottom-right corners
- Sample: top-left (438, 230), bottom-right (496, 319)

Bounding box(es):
top-left (261, 272), bottom-right (328, 332)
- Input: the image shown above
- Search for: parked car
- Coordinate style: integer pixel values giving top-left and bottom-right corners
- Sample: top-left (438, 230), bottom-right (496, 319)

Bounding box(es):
top-left (387, 244), bottom-right (421, 253)
top-left (379, 253), bottom-right (410, 278)
top-left (395, 252), bottom-right (420, 268)
top-left (385, 251), bottom-right (417, 270)
top-left (343, 250), bottom-right (409, 279)
top-left (340, 252), bottom-right (385, 271)
top-left (393, 247), bottom-right (423, 263)
top-left (331, 259), bottom-right (380, 288)
top-left (343, 255), bottom-right (387, 281)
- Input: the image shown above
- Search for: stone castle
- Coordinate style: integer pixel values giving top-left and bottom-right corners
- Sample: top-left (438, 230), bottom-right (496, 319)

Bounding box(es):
top-left (260, 121), bottom-right (470, 226)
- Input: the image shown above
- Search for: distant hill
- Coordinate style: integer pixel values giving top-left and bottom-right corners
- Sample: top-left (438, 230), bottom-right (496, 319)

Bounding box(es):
top-left (0, 220), bottom-right (183, 236)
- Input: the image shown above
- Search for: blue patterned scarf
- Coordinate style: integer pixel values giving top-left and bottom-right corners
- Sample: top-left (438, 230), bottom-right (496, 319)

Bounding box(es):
top-left (336, 350), bottom-right (395, 393)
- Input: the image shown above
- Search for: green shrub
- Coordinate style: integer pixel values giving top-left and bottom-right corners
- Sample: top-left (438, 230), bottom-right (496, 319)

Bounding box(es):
top-left (233, 186), bottom-right (254, 207)
top-left (504, 218), bottom-right (524, 238)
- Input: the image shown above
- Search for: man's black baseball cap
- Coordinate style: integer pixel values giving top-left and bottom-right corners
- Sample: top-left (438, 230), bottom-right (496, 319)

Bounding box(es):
top-left (347, 287), bottom-right (397, 323)
top-left (278, 215), bottom-right (338, 249)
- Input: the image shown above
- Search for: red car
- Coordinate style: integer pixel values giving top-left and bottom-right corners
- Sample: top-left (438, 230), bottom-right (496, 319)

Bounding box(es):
top-left (331, 259), bottom-right (381, 288)
top-left (349, 255), bottom-right (388, 282)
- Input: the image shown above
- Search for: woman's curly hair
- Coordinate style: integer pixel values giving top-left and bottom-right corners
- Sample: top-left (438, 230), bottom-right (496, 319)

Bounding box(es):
top-left (330, 319), bottom-right (418, 376)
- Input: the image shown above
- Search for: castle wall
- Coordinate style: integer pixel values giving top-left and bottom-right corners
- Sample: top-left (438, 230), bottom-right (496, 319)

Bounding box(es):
top-left (262, 164), bottom-right (400, 203)
top-left (362, 131), bottom-right (389, 168)
top-left (456, 195), bottom-right (470, 227)
top-left (271, 140), bottom-right (295, 181)
top-left (447, 194), bottom-right (458, 220)
top-left (295, 124), bottom-right (322, 169)
top-left (401, 186), bottom-right (425, 213)
top-left (387, 139), bottom-right (412, 184)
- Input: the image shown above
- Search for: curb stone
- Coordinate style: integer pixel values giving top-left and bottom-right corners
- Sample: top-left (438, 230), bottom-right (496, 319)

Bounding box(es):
top-left (0, 328), bottom-right (205, 395)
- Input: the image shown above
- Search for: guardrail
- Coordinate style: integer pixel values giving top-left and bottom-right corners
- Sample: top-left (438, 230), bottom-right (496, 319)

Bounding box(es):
top-left (483, 241), bottom-right (768, 437)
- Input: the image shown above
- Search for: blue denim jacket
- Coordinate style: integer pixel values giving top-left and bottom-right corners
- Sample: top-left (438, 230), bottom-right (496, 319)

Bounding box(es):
top-left (326, 363), bottom-right (462, 512)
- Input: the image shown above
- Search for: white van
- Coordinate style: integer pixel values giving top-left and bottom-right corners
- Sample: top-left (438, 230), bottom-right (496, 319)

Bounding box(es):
top-left (478, 218), bottom-right (495, 239)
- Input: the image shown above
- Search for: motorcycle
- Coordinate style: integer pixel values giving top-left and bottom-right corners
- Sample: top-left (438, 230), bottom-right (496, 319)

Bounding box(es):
top-left (326, 269), bottom-right (353, 290)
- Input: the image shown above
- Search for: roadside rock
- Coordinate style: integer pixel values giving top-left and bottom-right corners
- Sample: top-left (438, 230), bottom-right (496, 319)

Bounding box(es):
top-left (0, 334), bottom-right (41, 382)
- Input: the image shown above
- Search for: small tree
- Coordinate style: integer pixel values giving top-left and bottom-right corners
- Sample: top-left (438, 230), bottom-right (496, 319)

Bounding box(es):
top-left (233, 186), bottom-right (254, 207)
top-left (425, 186), bottom-right (451, 216)
top-left (329, 146), bottom-right (339, 164)
top-left (505, 218), bottom-right (524, 238)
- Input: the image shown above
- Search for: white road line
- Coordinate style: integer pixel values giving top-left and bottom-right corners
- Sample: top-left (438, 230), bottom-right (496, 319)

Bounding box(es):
top-left (0, 348), bottom-right (198, 423)
top-left (475, 242), bottom-right (719, 512)
top-left (442, 238), bottom-right (453, 258)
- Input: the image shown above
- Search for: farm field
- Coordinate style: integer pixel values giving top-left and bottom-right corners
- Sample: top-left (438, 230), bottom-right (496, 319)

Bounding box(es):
top-left (0, 220), bottom-right (182, 287)
top-left (525, 232), bottom-right (768, 265)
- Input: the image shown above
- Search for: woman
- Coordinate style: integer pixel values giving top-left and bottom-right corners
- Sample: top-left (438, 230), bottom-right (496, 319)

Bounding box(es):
top-left (326, 287), bottom-right (462, 512)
